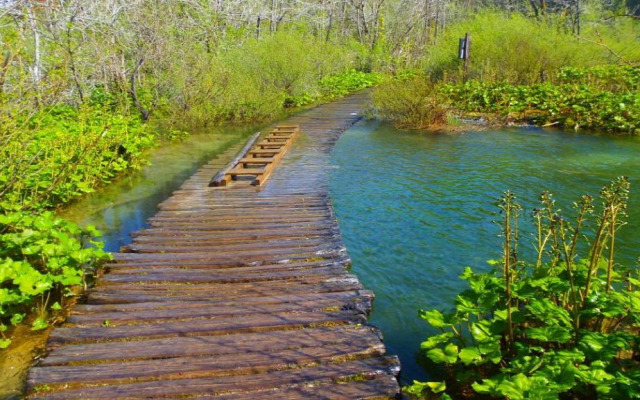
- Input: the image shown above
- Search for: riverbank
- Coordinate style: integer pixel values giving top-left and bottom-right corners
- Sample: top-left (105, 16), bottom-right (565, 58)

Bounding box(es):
top-left (370, 65), bottom-right (640, 135)
top-left (0, 125), bottom-right (253, 398)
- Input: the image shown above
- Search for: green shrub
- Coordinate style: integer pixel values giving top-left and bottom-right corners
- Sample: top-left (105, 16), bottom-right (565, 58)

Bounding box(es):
top-left (442, 77), bottom-right (640, 134)
top-left (0, 104), bottom-right (156, 211)
top-left (0, 211), bottom-right (110, 348)
top-left (407, 178), bottom-right (640, 399)
top-left (370, 76), bottom-right (451, 129)
top-left (166, 30), bottom-right (364, 126)
top-left (372, 66), bottom-right (639, 134)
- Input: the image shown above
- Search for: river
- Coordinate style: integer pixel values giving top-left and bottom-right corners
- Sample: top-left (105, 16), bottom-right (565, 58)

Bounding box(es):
top-left (3, 119), bottom-right (638, 396)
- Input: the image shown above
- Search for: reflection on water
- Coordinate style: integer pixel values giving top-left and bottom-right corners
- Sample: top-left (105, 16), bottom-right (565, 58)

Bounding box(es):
top-left (60, 125), bottom-right (255, 250)
top-left (328, 120), bottom-right (640, 384)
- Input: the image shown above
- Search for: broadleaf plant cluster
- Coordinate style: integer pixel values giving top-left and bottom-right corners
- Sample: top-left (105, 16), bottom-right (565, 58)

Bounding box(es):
top-left (408, 177), bottom-right (639, 399)
top-left (0, 212), bottom-right (110, 348)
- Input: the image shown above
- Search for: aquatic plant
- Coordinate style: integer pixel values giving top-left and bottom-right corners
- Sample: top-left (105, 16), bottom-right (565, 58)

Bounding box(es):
top-left (407, 177), bottom-right (640, 399)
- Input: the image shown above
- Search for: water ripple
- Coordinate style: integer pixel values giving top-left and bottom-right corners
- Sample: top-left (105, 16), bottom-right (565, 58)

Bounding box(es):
top-left (329, 120), bottom-right (640, 384)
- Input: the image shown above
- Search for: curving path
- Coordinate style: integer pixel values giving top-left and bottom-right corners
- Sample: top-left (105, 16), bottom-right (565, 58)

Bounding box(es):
top-left (26, 93), bottom-right (401, 399)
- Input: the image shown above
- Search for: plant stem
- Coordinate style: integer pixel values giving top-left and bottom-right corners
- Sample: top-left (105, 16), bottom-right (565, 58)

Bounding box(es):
top-left (583, 211), bottom-right (609, 306)
top-left (502, 193), bottom-right (515, 353)
top-left (606, 210), bottom-right (616, 293)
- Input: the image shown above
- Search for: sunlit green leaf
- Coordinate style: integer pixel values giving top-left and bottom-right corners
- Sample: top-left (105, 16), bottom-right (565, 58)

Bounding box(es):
top-left (427, 343), bottom-right (459, 364)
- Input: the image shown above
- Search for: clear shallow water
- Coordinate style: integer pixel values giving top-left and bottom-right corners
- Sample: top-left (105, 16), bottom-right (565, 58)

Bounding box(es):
top-left (328, 120), bottom-right (640, 385)
top-left (60, 125), bottom-right (256, 249)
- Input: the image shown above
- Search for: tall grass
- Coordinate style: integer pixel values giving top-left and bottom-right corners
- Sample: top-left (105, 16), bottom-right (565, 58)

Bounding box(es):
top-left (371, 10), bottom-right (639, 131)
top-left (164, 31), bottom-right (363, 127)
top-left (421, 11), bottom-right (640, 84)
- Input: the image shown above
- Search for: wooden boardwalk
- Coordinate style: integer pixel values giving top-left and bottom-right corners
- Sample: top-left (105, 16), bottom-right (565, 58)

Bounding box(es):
top-left (26, 93), bottom-right (401, 399)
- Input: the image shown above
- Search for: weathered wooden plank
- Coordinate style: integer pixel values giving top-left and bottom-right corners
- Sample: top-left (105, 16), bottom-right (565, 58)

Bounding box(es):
top-left (129, 231), bottom-right (340, 245)
top-left (29, 357), bottom-right (398, 399)
top-left (105, 255), bottom-right (350, 271)
top-left (86, 282), bottom-right (363, 304)
top-left (41, 325), bottom-right (378, 365)
top-left (32, 337), bottom-right (383, 386)
top-left (227, 168), bottom-right (265, 176)
top-left (103, 254), bottom-right (350, 270)
top-left (239, 157), bottom-right (273, 164)
top-left (72, 290), bottom-right (372, 313)
top-left (100, 268), bottom-right (347, 287)
top-left (112, 246), bottom-right (346, 262)
top-left (139, 222), bottom-right (338, 234)
top-left (248, 149), bottom-right (279, 155)
top-left (144, 223), bottom-right (337, 233)
top-left (67, 292), bottom-right (369, 327)
top-left (125, 236), bottom-right (336, 252)
top-left (47, 310), bottom-right (366, 347)
top-left (93, 275), bottom-right (361, 294)
top-left (211, 375), bottom-right (400, 400)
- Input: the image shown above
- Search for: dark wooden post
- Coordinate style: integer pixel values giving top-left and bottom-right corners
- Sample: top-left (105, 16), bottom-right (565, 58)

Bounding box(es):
top-left (458, 33), bottom-right (471, 82)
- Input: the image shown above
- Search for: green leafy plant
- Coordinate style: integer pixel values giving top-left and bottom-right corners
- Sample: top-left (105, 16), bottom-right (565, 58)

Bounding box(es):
top-left (441, 69), bottom-right (640, 134)
top-left (0, 211), bottom-right (111, 347)
top-left (408, 177), bottom-right (640, 399)
top-left (373, 66), bottom-right (639, 133)
top-left (0, 103), bottom-right (157, 211)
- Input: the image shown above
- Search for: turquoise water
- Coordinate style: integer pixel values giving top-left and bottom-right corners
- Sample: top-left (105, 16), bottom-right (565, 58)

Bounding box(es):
top-left (328, 120), bottom-right (640, 385)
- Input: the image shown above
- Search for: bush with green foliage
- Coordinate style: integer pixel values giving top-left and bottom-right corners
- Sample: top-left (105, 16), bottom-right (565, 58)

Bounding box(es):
top-left (370, 75), bottom-right (452, 129)
top-left (372, 65), bottom-right (639, 133)
top-left (166, 31), bottom-right (373, 126)
top-left (0, 212), bottom-right (110, 348)
top-left (407, 177), bottom-right (640, 399)
top-left (1, 103), bottom-right (157, 211)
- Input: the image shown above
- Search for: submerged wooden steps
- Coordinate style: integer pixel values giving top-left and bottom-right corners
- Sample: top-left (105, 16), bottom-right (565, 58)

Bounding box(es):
top-left (211, 125), bottom-right (299, 187)
top-left (26, 93), bottom-right (401, 399)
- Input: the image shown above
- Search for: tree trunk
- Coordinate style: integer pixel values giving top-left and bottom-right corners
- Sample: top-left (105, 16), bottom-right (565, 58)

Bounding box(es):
top-left (129, 58), bottom-right (151, 122)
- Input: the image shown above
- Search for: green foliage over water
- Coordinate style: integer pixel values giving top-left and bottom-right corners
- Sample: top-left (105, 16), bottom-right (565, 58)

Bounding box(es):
top-left (443, 67), bottom-right (640, 134)
top-left (407, 178), bottom-right (640, 399)
top-left (372, 65), bottom-right (640, 133)
top-left (1, 104), bottom-right (156, 211)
